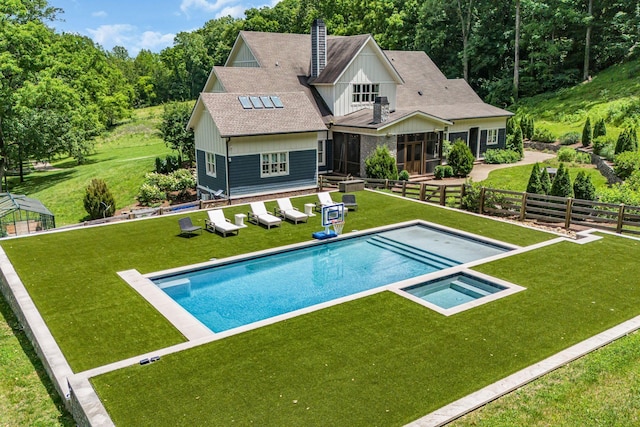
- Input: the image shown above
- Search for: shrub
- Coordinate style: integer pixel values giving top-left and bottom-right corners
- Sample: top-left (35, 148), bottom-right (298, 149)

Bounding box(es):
top-left (573, 171), bottom-right (596, 201)
top-left (593, 118), bottom-right (607, 139)
top-left (540, 167), bottom-right (552, 194)
top-left (441, 140), bottom-right (452, 159)
top-left (581, 117), bottom-right (592, 147)
top-left (434, 165), bottom-right (453, 179)
top-left (398, 170), bottom-right (410, 181)
top-left (483, 149), bottom-right (521, 164)
top-left (593, 135), bottom-right (614, 155)
top-left (171, 169), bottom-right (196, 196)
top-left (597, 171), bottom-right (640, 205)
top-left (600, 143), bottom-right (616, 162)
top-left (155, 154), bottom-right (181, 174)
top-left (447, 139), bottom-right (474, 176)
top-left (365, 145), bottom-right (398, 180)
top-left (526, 163), bottom-right (543, 194)
top-left (145, 172), bottom-right (176, 192)
top-left (575, 152), bottom-right (592, 164)
top-left (615, 127), bottom-right (638, 155)
top-left (521, 115), bottom-right (535, 140)
top-left (560, 131), bottom-right (581, 145)
top-left (613, 151), bottom-right (640, 180)
top-left (443, 165), bottom-right (454, 177)
top-left (83, 178), bottom-right (116, 220)
top-left (557, 147), bottom-right (577, 162)
top-left (550, 163), bottom-right (573, 197)
top-left (533, 127), bottom-right (556, 143)
top-left (461, 180), bottom-right (482, 212)
top-left (137, 183), bottom-right (165, 206)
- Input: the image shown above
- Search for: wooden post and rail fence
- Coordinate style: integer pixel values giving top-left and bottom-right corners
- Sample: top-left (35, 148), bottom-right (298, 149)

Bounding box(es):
top-left (319, 175), bottom-right (640, 236)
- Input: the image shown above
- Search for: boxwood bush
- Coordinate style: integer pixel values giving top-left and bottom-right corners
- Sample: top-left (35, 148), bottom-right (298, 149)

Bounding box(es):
top-left (483, 149), bottom-right (521, 164)
top-left (560, 131), bottom-right (581, 146)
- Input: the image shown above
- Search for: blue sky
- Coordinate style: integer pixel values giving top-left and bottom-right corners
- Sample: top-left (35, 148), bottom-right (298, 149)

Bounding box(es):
top-left (50, 0), bottom-right (280, 56)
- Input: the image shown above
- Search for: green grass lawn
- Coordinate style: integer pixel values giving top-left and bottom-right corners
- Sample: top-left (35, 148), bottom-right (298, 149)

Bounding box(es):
top-left (480, 159), bottom-right (609, 193)
top-left (90, 231), bottom-right (640, 426)
top-left (4, 190), bottom-right (640, 425)
top-left (6, 106), bottom-right (172, 226)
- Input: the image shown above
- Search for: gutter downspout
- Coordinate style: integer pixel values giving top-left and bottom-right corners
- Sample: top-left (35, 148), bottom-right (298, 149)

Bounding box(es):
top-left (225, 138), bottom-right (231, 205)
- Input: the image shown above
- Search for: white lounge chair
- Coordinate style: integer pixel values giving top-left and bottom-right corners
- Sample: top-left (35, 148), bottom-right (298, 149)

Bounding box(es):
top-left (248, 201), bottom-right (282, 229)
top-left (275, 198), bottom-right (308, 224)
top-left (205, 209), bottom-right (240, 237)
top-left (315, 191), bottom-right (335, 212)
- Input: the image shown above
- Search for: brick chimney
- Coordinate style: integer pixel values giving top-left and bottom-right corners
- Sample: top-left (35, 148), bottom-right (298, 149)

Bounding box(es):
top-left (373, 96), bottom-right (390, 124)
top-left (311, 19), bottom-right (326, 78)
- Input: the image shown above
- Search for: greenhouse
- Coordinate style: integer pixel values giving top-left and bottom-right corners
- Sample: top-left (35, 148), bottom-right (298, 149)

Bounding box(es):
top-left (0, 193), bottom-right (55, 237)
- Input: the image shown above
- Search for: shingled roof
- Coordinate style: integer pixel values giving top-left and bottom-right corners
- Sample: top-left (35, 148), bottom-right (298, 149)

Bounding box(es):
top-left (196, 92), bottom-right (327, 137)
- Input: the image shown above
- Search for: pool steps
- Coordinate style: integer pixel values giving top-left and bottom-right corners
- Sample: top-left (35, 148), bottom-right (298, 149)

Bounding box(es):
top-left (366, 235), bottom-right (460, 270)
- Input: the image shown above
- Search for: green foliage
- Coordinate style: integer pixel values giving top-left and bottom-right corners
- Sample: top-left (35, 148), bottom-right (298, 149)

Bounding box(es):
top-left (560, 131), bottom-right (581, 145)
top-left (398, 170), bottom-right (410, 181)
top-left (581, 117), bottom-right (592, 147)
top-left (598, 171), bottom-right (640, 205)
top-left (365, 145), bottom-right (398, 180)
top-left (593, 135), bottom-right (614, 155)
top-left (533, 127), bottom-right (556, 143)
top-left (613, 151), bottom-right (640, 179)
top-left (557, 147), bottom-right (577, 162)
top-left (505, 117), bottom-right (518, 148)
top-left (593, 118), bottom-right (607, 139)
top-left (526, 163), bottom-right (543, 194)
top-left (483, 149), bottom-right (521, 164)
top-left (540, 167), bottom-right (552, 195)
top-left (615, 126), bottom-right (638, 155)
top-left (447, 140), bottom-right (474, 177)
top-left (575, 152), bottom-right (592, 164)
top-left (573, 171), bottom-right (596, 201)
top-left (155, 154), bottom-right (181, 174)
top-left (171, 169), bottom-right (196, 197)
top-left (461, 180), bottom-right (482, 213)
top-left (137, 183), bottom-right (165, 206)
top-left (83, 178), bottom-right (116, 219)
top-left (506, 125), bottom-right (524, 158)
top-left (520, 116), bottom-right (535, 140)
top-left (549, 163), bottom-right (573, 198)
top-left (600, 143), bottom-right (616, 161)
top-left (434, 165), bottom-right (453, 179)
top-left (159, 102), bottom-right (195, 162)
top-left (441, 140), bottom-right (452, 160)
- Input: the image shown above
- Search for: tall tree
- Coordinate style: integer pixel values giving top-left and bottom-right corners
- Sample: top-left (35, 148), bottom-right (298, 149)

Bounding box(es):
top-left (514, 0), bottom-right (521, 100)
top-left (455, 0), bottom-right (475, 82)
top-left (583, 0), bottom-right (593, 81)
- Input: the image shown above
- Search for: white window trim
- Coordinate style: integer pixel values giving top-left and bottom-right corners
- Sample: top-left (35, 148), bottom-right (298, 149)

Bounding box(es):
top-left (205, 152), bottom-right (216, 177)
top-left (261, 151), bottom-right (289, 178)
top-left (351, 83), bottom-right (380, 105)
top-left (487, 129), bottom-right (499, 145)
top-left (318, 140), bottom-right (326, 167)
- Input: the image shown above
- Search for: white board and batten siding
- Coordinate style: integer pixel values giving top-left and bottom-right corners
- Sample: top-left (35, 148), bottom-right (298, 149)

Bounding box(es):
top-left (383, 114), bottom-right (447, 135)
top-left (194, 112), bottom-right (226, 155)
top-left (227, 132), bottom-right (317, 156)
top-left (226, 39), bottom-right (259, 68)
top-left (316, 43), bottom-right (398, 117)
top-left (449, 117), bottom-right (508, 133)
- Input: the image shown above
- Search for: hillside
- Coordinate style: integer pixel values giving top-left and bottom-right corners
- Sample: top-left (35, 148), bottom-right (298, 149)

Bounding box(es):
top-left (515, 58), bottom-right (640, 139)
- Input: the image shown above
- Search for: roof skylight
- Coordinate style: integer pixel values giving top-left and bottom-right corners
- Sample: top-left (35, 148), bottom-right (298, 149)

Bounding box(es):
top-left (238, 95), bottom-right (284, 109)
top-left (270, 96), bottom-right (284, 108)
top-left (238, 96), bottom-right (252, 109)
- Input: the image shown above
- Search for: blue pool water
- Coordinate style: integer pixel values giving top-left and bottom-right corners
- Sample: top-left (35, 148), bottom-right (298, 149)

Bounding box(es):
top-left (153, 224), bottom-right (509, 332)
top-left (404, 273), bottom-right (506, 309)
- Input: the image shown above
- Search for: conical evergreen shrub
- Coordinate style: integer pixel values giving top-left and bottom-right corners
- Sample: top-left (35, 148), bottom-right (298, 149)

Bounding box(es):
top-left (593, 118), bottom-right (607, 139)
top-left (550, 163), bottom-right (573, 198)
top-left (526, 163), bottom-right (543, 194)
top-left (582, 117), bottom-right (592, 147)
top-left (84, 179), bottom-right (116, 220)
top-left (540, 167), bottom-right (552, 195)
top-left (573, 171), bottom-right (596, 200)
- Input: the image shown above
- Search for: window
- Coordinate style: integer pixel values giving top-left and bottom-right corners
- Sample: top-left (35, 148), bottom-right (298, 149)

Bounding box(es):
top-left (206, 152), bottom-right (216, 177)
top-left (261, 152), bottom-right (288, 177)
top-left (352, 83), bottom-right (380, 104)
top-left (318, 140), bottom-right (326, 166)
top-left (487, 129), bottom-right (499, 145)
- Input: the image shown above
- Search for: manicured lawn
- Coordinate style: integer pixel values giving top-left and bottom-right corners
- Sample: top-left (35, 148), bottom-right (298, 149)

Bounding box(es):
top-left (1, 191), bottom-right (553, 373)
top-left (90, 232), bottom-right (640, 426)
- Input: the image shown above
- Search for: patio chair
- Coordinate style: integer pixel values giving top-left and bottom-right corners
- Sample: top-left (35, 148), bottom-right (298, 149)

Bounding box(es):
top-left (315, 191), bottom-right (336, 212)
top-left (248, 201), bottom-right (282, 229)
top-left (178, 217), bottom-right (202, 237)
top-left (205, 209), bottom-right (240, 237)
top-left (342, 194), bottom-right (358, 211)
top-left (275, 198), bottom-right (308, 224)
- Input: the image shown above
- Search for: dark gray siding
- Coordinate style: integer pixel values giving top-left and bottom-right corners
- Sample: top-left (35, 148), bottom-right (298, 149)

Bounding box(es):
top-left (449, 132), bottom-right (468, 144)
top-left (196, 150), bottom-right (227, 193)
top-left (229, 149), bottom-right (317, 196)
top-left (479, 128), bottom-right (507, 157)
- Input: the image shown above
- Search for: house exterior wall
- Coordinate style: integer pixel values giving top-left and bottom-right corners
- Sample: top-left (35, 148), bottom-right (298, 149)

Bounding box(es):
top-left (194, 110), bottom-right (226, 155)
top-left (381, 115), bottom-right (446, 135)
top-left (196, 150), bottom-right (227, 193)
top-left (227, 40), bottom-right (259, 67)
top-left (320, 42), bottom-right (398, 117)
top-left (448, 117), bottom-right (508, 158)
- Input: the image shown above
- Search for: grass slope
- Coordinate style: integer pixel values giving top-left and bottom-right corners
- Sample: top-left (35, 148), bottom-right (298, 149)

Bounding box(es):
top-left (516, 59), bottom-right (640, 138)
top-left (7, 106), bottom-right (173, 226)
top-left (90, 233), bottom-right (640, 426)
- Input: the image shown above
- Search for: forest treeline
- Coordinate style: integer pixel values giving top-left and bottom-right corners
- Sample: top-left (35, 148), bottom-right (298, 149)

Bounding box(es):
top-left (1, 0), bottom-right (639, 178)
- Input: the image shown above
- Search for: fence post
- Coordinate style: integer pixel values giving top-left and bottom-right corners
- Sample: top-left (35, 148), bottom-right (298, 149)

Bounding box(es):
top-left (439, 185), bottom-right (446, 206)
top-left (520, 193), bottom-right (528, 221)
top-left (319, 175), bottom-right (324, 191)
top-left (419, 183), bottom-right (426, 201)
top-left (199, 200), bottom-right (204, 210)
top-left (617, 204), bottom-right (625, 233)
top-left (564, 198), bottom-right (573, 229)
top-left (401, 181), bottom-right (407, 197)
top-left (479, 187), bottom-right (486, 214)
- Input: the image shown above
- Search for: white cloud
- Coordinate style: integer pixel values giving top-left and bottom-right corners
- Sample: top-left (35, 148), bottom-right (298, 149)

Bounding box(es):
top-left (86, 25), bottom-right (175, 56)
top-left (92, 10), bottom-right (108, 18)
top-left (180, 0), bottom-right (236, 15)
top-left (216, 5), bottom-right (245, 18)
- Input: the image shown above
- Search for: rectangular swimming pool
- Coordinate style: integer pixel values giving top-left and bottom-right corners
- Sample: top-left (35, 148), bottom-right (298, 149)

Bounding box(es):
top-left (151, 223), bottom-right (512, 333)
